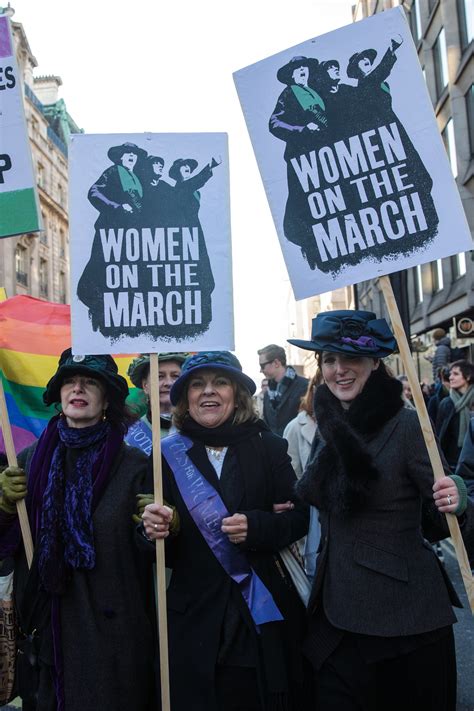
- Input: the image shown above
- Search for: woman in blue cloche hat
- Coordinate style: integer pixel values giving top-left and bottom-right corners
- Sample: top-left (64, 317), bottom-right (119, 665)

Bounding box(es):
top-left (141, 350), bottom-right (311, 710)
top-left (289, 310), bottom-right (472, 711)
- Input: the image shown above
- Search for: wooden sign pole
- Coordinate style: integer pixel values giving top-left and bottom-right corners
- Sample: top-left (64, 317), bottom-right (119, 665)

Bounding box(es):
top-left (149, 353), bottom-right (171, 710)
top-left (0, 377), bottom-right (33, 568)
top-left (379, 276), bottom-right (473, 612)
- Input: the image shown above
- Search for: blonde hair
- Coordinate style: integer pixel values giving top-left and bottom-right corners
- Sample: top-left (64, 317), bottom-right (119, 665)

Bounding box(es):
top-left (173, 377), bottom-right (258, 430)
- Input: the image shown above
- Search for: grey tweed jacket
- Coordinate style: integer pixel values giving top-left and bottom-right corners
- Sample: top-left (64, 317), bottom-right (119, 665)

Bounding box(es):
top-left (310, 407), bottom-right (470, 637)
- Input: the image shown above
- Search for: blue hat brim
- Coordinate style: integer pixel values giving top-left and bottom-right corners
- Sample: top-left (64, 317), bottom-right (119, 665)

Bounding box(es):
top-left (287, 338), bottom-right (394, 359)
top-left (170, 364), bottom-right (256, 406)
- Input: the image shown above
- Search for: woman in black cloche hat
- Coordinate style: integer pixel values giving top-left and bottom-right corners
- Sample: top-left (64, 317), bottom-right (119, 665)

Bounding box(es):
top-left (0, 349), bottom-right (157, 711)
top-left (289, 310), bottom-right (472, 711)
top-left (269, 54), bottom-right (328, 270)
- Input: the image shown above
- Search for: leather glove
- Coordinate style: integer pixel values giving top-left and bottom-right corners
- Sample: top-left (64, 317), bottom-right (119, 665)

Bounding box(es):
top-left (0, 466), bottom-right (27, 514)
top-left (133, 493), bottom-right (154, 524)
top-left (133, 493), bottom-right (180, 535)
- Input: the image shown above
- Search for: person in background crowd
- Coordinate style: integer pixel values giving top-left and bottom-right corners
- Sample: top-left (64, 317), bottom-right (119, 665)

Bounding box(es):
top-left (127, 352), bottom-right (188, 446)
top-left (288, 310), bottom-right (471, 711)
top-left (0, 349), bottom-right (155, 711)
top-left (426, 328), bottom-right (452, 382)
top-left (456, 417), bottom-right (474, 500)
top-left (283, 372), bottom-right (321, 480)
top-left (428, 366), bottom-right (451, 423)
top-left (283, 372), bottom-right (323, 581)
top-left (436, 360), bottom-right (474, 470)
top-left (254, 378), bottom-right (269, 419)
top-left (397, 374), bottom-right (415, 409)
top-left (257, 344), bottom-right (308, 436)
top-left (141, 351), bottom-right (309, 710)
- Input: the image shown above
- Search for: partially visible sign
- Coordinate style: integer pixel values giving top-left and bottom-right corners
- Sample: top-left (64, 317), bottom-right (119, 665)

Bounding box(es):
top-left (70, 133), bottom-right (234, 355)
top-left (234, 8), bottom-right (472, 299)
top-left (0, 15), bottom-right (41, 238)
top-left (457, 317), bottom-right (473, 337)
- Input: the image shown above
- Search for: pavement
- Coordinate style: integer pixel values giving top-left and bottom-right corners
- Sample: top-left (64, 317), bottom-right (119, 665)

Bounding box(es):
top-left (442, 539), bottom-right (474, 711)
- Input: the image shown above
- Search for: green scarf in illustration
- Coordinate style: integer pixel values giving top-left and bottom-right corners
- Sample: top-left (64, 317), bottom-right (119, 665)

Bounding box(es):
top-left (117, 165), bottom-right (143, 197)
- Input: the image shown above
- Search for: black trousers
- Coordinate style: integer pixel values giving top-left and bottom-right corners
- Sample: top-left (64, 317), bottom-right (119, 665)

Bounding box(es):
top-left (315, 628), bottom-right (457, 711)
top-left (215, 666), bottom-right (261, 711)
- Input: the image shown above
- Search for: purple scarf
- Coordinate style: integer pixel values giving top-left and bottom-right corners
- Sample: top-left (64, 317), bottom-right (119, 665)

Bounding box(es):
top-left (0, 415), bottom-right (123, 591)
top-left (36, 417), bottom-right (113, 594)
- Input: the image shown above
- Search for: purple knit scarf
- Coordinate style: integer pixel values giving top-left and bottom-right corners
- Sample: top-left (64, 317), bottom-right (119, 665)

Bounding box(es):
top-left (36, 417), bottom-right (108, 593)
top-left (26, 415), bottom-right (122, 593)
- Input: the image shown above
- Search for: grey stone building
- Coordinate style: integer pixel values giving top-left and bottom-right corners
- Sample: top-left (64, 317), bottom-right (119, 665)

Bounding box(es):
top-left (352, 0), bottom-right (473, 377)
top-left (0, 6), bottom-right (81, 304)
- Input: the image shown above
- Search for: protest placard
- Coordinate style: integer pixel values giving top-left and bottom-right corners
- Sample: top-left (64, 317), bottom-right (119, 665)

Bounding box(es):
top-left (234, 7), bottom-right (472, 300)
top-left (0, 15), bottom-right (41, 238)
top-left (69, 133), bottom-right (233, 354)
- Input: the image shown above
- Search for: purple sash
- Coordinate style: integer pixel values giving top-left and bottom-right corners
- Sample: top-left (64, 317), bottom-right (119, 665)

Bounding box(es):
top-left (162, 433), bottom-right (283, 627)
top-left (124, 418), bottom-right (153, 456)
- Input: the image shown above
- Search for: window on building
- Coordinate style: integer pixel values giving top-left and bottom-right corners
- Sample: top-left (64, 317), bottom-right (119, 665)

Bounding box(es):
top-left (37, 162), bottom-right (44, 189)
top-left (441, 118), bottom-right (458, 178)
top-left (451, 252), bottom-right (467, 279)
top-left (414, 264), bottom-right (423, 303)
top-left (58, 183), bottom-right (65, 208)
top-left (59, 272), bottom-right (67, 304)
top-left (409, 0), bottom-right (422, 42)
top-left (457, 0), bottom-right (473, 51)
top-left (15, 245), bottom-right (28, 286)
top-left (39, 258), bottom-right (48, 298)
top-left (59, 229), bottom-right (66, 258)
top-left (433, 28), bottom-right (449, 98)
top-left (431, 259), bottom-right (444, 292)
top-left (467, 84), bottom-right (474, 158)
top-left (40, 213), bottom-right (48, 244)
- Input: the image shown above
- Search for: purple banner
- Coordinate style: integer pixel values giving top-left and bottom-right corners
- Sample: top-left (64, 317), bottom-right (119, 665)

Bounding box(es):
top-left (162, 433), bottom-right (283, 627)
top-left (0, 17), bottom-right (12, 59)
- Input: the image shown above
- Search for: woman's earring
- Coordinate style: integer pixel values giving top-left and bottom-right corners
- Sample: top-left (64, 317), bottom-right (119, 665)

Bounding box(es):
top-left (102, 409), bottom-right (107, 421)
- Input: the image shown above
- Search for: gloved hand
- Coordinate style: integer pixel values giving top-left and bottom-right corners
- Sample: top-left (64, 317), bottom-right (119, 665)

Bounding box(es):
top-left (0, 466), bottom-right (27, 514)
top-left (133, 494), bottom-right (180, 535)
top-left (133, 493), bottom-right (154, 525)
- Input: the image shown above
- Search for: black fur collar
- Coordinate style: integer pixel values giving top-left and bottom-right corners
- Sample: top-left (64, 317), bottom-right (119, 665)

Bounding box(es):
top-left (296, 368), bottom-right (403, 514)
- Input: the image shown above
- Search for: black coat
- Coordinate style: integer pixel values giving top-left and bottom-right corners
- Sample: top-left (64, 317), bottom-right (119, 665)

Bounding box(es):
top-left (157, 431), bottom-right (309, 711)
top-left (13, 442), bottom-right (156, 711)
top-left (263, 375), bottom-right (309, 437)
top-left (436, 396), bottom-right (460, 469)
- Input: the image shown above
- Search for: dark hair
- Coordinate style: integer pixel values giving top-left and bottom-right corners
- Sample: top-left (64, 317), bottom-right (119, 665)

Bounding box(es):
top-left (58, 373), bottom-right (134, 434)
top-left (299, 371), bottom-right (323, 417)
top-left (450, 360), bottom-right (474, 385)
top-left (257, 344), bottom-right (287, 366)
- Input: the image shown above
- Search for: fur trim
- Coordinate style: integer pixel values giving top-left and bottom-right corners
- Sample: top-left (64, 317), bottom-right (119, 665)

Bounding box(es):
top-left (296, 368), bottom-right (403, 514)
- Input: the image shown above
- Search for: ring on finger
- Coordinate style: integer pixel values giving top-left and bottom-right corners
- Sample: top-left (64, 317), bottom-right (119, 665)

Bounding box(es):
top-left (154, 523), bottom-right (158, 531)
top-left (447, 495), bottom-right (452, 505)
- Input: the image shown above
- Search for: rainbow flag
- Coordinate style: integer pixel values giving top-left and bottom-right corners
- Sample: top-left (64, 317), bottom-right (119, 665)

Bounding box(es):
top-left (0, 295), bottom-right (144, 454)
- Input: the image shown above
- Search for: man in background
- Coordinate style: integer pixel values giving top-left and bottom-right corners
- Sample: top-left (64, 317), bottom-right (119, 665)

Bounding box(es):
top-left (257, 344), bottom-right (308, 436)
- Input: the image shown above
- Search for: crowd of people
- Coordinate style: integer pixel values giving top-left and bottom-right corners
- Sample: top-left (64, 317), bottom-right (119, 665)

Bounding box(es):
top-left (0, 310), bottom-right (473, 710)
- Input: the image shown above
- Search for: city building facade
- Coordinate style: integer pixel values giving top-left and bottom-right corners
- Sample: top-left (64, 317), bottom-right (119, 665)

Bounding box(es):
top-left (353, 0), bottom-right (473, 378)
top-left (0, 6), bottom-right (81, 304)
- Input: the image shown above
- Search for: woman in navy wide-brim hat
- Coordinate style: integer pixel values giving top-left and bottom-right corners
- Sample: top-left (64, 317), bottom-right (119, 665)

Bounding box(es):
top-left (290, 309), bottom-right (472, 711)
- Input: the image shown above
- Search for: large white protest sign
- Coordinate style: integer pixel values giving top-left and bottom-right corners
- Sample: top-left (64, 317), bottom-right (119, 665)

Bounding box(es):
top-left (70, 133), bottom-right (233, 354)
top-left (234, 8), bottom-right (472, 300)
top-left (0, 15), bottom-right (41, 238)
